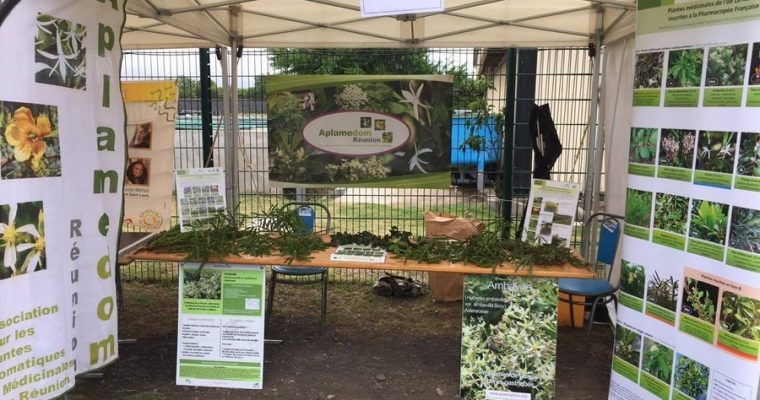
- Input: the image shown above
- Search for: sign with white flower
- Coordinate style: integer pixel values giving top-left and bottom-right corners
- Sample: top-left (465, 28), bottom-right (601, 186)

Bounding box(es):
top-left (266, 75), bottom-right (453, 188)
top-left (0, 1), bottom-right (125, 399)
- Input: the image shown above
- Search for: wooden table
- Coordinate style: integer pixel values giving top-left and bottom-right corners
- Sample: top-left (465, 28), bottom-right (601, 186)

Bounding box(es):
top-left (127, 248), bottom-right (594, 279)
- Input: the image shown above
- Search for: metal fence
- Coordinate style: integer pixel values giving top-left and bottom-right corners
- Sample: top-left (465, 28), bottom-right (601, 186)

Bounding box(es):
top-left (120, 47), bottom-right (594, 283)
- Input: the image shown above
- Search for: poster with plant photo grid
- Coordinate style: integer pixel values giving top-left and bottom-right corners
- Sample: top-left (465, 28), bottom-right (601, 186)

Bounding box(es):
top-left (175, 168), bottom-right (227, 232)
top-left (611, 1), bottom-right (760, 400)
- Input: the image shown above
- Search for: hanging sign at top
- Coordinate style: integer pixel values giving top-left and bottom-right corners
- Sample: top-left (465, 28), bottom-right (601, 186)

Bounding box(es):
top-left (360, 0), bottom-right (444, 17)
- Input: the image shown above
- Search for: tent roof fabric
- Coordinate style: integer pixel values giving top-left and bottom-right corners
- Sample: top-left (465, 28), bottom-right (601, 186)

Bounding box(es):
top-left (123, 0), bottom-right (635, 49)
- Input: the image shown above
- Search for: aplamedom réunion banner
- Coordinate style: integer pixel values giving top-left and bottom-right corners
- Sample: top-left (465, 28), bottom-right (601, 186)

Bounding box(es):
top-left (0, 1), bottom-right (125, 399)
top-left (266, 75), bottom-right (453, 189)
top-left (612, 1), bottom-right (760, 399)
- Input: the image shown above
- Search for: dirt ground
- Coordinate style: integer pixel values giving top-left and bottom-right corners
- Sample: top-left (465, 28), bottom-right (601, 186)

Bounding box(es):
top-left (67, 281), bottom-right (613, 400)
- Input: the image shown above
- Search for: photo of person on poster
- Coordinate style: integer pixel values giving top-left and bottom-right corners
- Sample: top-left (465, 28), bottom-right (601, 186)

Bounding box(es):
top-left (129, 122), bottom-right (152, 148)
top-left (126, 158), bottom-right (150, 185)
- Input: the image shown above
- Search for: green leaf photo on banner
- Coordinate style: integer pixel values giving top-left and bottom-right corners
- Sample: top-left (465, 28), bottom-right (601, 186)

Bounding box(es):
top-left (0, 101), bottom-right (61, 178)
top-left (266, 75), bottom-right (453, 188)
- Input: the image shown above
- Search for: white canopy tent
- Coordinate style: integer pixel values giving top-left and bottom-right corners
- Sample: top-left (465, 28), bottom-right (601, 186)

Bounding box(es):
top-left (121, 0), bottom-right (637, 250)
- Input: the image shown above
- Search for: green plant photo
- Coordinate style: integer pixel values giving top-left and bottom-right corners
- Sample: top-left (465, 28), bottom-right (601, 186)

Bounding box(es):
top-left (737, 132), bottom-right (760, 177)
top-left (654, 193), bottom-right (689, 234)
top-left (629, 127), bottom-right (659, 164)
top-left (706, 44), bottom-right (748, 87)
top-left (658, 129), bottom-right (696, 169)
top-left (673, 354), bottom-right (709, 400)
top-left (625, 189), bottom-right (653, 228)
top-left (689, 199), bottom-right (729, 245)
top-left (667, 48), bottom-right (704, 88)
top-left (614, 324), bottom-right (642, 367)
top-left (635, 52), bottom-right (664, 89)
top-left (729, 206), bottom-right (760, 254)
top-left (642, 337), bottom-right (674, 384)
top-left (720, 291), bottom-right (760, 341)
top-left (682, 277), bottom-right (718, 323)
top-left (620, 260), bottom-right (645, 298)
top-left (647, 271), bottom-right (679, 312)
top-left (696, 131), bottom-right (737, 174)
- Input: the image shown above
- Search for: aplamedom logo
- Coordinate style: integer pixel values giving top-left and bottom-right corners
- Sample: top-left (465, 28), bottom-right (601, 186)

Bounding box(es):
top-left (302, 111), bottom-right (411, 156)
top-left (140, 209), bottom-right (163, 230)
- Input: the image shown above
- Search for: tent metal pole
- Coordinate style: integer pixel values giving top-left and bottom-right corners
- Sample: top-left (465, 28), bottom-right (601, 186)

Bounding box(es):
top-left (230, 42), bottom-right (240, 216)
top-left (219, 46), bottom-right (235, 217)
top-left (581, 6), bottom-right (604, 258)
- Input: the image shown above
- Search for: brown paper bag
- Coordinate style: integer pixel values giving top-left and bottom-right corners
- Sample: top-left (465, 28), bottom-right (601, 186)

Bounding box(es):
top-left (424, 212), bottom-right (485, 302)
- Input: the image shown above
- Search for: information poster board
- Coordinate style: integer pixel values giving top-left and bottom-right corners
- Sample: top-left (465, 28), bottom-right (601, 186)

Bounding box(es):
top-left (460, 275), bottom-right (558, 400)
top-left (177, 263), bottom-right (265, 389)
top-left (175, 168), bottom-right (226, 232)
top-left (521, 179), bottom-right (581, 246)
top-left (266, 75), bottom-right (453, 189)
top-left (0, 2), bottom-right (124, 399)
top-left (611, 1), bottom-right (760, 399)
top-left (121, 80), bottom-right (177, 232)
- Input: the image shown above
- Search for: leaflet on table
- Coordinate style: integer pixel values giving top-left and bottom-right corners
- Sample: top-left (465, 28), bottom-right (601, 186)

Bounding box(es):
top-left (460, 275), bottom-right (558, 400)
top-left (176, 263), bottom-right (265, 389)
top-left (330, 244), bottom-right (387, 263)
top-left (175, 168), bottom-right (227, 232)
top-left (521, 179), bottom-right (581, 247)
top-left (614, 1), bottom-right (760, 398)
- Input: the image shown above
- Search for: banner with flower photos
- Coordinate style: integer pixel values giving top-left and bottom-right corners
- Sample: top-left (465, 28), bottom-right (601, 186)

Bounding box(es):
top-left (0, 1), bottom-right (125, 399)
top-left (121, 80), bottom-right (177, 232)
top-left (611, 2), bottom-right (760, 400)
top-left (266, 75), bottom-right (453, 188)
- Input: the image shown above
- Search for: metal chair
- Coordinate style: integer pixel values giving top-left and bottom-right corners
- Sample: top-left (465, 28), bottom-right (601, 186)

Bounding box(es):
top-left (558, 212), bottom-right (624, 360)
top-left (265, 202), bottom-right (330, 334)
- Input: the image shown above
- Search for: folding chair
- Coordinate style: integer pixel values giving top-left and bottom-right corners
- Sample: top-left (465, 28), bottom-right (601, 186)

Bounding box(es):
top-left (558, 212), bottom-right (624, 360)
top-left (265, 202), bottom-right (330, 334)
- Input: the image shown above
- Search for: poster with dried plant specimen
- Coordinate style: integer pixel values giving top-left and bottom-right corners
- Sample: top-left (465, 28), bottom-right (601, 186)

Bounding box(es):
top-left (35, 14), bottom-right (86, 89)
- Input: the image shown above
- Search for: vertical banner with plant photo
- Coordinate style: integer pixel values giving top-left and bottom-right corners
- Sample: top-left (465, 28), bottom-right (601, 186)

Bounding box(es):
top-left (177, 263), bottom-right (265, 389)
top-left (266, 75), bottom-right (453, 188)
top-left (121, 81), bottom-right (177, 232)
top-left (461, 275), bottom-right (557, 400)
top-left (0, 1), bottom-right (125, 399)
top-left (614, 1), bottom-right (760, 399)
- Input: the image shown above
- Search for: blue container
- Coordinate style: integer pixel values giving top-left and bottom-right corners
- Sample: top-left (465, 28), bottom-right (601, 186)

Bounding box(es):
top-left (597, 219), bottom-right (621, 265)
top-left (450, 116), bottom-right (500, 171)
top-left (297, 206), bottom-right (315, 233)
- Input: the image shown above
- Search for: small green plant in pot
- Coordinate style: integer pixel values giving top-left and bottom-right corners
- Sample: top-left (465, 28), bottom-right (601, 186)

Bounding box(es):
top-left (625, 189), bottom-right (652, 227)
top-left (689, 199), bottom-right (729, 244)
